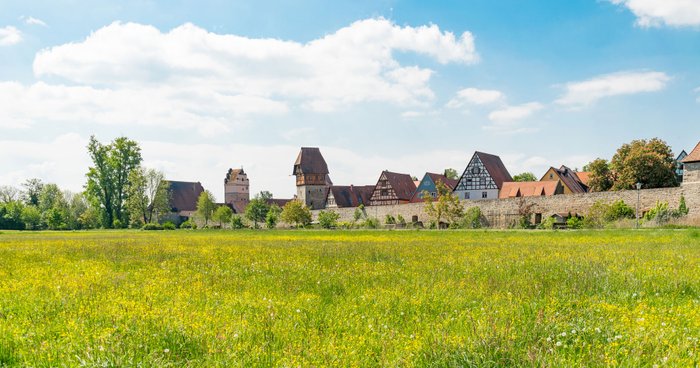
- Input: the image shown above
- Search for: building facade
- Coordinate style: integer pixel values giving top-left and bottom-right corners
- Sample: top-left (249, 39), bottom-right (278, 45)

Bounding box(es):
top-left (369, 171), bottom-right (416, 206)
top-left (224, 168), bottom-right (250, 213)
top-left (293, 147), bottom-right (332, 210)
top-left (410, 173), bottom-right (458, 203)
top-left (453, 152), bottom-right (512, 200)
top-left (540, 166), bottom-right (589, 194)
top-left (682, 143), bottom-right (700, 184)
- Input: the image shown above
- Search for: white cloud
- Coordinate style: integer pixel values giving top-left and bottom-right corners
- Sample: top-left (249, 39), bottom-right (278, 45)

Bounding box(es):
top-left (611, 0), bottom-right (700, 28)
top-left (22, 16), bottom-right (48, 27)
top-left (446, 87), bottom-right (504, 108)
top-left (32, 19), bottom-right (477, 114)
top-left (0, 26), bottom-right (22, 46)
top-left (556, 71), bottom-right (670, 107)
top-left (488, 102), bottom-right (543, 123)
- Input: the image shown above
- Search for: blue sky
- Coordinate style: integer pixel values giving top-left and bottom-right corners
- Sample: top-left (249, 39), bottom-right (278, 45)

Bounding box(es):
top-left (1, 0), bottom-right (699, 199)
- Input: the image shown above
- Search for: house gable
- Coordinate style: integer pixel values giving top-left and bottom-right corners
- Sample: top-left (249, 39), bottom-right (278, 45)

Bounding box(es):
top-left (370, 171), bottom-right (415, 206)
top-left (455, 153), bottom-right (499, 192)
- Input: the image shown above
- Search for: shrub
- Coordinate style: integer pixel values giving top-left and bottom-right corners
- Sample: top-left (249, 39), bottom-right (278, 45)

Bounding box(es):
top-left (604, 200), bottom-right (635, 222)
top-left (396, 214), bottom-right (406, 226)
top-left (567, 216), bottom-right (583, 229)
top-left (362, 217), bottom-right (380, 229)
top-left (678, 195), bottom-right (689, 216)
top-left (318, 210), bottom-right (340, 229)
top-left (353, 206), bottom-right (365, 222)
top-left (112, 219), bottom-right (123, 229)
top-left (538, 216), bottom-right (556, 230)
top-left (460, 207), bottom-right (484, 229)
top-left (337, 221), bottom-right (355, 230)
top-left (162, 221), bottom-right (176, 230)
top-left (385, 214), bottom-right (396, 225)
top-left (230, 215), bottom-right (244, 229)
top-left (142, 223), bottom-right (164, 230)
top-left (583, 201), bottom-right (610, 229)
top-left (180, 219), bottom-right (196, 229)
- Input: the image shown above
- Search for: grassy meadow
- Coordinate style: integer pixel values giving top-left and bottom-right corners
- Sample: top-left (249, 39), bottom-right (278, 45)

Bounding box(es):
top-left (0, 229), bottom-right (699, 367)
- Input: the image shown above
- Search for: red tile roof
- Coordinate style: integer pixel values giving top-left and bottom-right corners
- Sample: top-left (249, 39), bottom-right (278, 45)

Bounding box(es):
top-left (476, 151), bottom-right (513, 189)
top-left (682, 141), bottom-right (700, 163)
top-left (576, 172), bottom-right (591, 186)
top-left (499, 181), bottom-right (562, 199)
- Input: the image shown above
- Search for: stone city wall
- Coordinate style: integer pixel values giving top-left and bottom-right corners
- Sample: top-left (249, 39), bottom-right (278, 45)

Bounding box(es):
top-left (312, 182), bottom-right (700, 228)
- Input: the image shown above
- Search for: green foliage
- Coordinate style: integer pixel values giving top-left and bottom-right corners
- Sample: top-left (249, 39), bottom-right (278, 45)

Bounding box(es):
top-left (21, 178), bottom-right (44, 206)
top-left (610, 138), bottom-right (678, 190)
top-left (21, 205), bottom-right (42, 230)
top-left (424, 181), bottom-right (464, 228)
top-left (265, 204), bottom-right (282, 229)
top-left (353, 205), bottom-right (365, 222)
top-left (512, 172), bottom-right (537, 182)
top-left (566, 216), bottom-right (583, 229)
top-left (604, 200), bottom-right (635, 222)
top-left (230, 215), bottom-right (244, 229)
top-left (142, 223), bottom-right (164, 230)
top-left (162, 222), bottom-right (176, 230)
top-left (196, 190), bottom-right (217, 226)
top-left (180, 219), bottom-right (197, 229)
top-left (281, 200), bottom-right (312, 228)
top-left (126, 167), bottom-right (170, 226)
top-left (678, 195), bottom-right (689, 216)
top-left (537, 216), bottom-right (556, 230)
top-left (85, 136), bottom-right (143, 228)
top-left (361, 217), bottom-right (380, 229)
top-left (384, 214), bottom-right (396, 225)
top-left (584, 158), bottom-right (614, 192)
top-left (245, 192), bottom-right (272, 229)
top-left (458, 207), bottom-right (484, 229)
top-left (318, 210), bottom-right (341, 229)
top-left (213, 206), bottom-right (234, 228)
top-left (396, 214), bottom-right (406, 226)
top-left (443, 168), bottom-right (459, 180)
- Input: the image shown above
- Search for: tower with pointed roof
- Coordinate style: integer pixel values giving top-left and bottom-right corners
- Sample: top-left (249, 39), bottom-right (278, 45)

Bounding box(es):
top-left (224, 168), bottom-right (249, 213)
top-left (293, 147), bottom-right (332, 210)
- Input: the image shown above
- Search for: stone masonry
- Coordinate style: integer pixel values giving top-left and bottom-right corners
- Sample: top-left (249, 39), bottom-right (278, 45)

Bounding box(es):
top-left (312, 182), bottom-right (700, 228)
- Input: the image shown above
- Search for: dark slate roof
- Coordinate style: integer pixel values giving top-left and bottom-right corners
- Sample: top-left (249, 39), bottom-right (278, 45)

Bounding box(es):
top-left (293, 147), bottom-right (329, 175)
top-left (554, 165), bottom-right (588, 193)
top-left (381, 171), bottom-right (417, 201)
top-left (682, 142), bottom-right (700, 163)
top-left (475, 151), bottom-right (513, 189)
top-left (328, 185), bottom-right (375, 207)
top-left (168, 181), bottom-right (204, 212)
top-left (267, 198), bottom-right (293, 208)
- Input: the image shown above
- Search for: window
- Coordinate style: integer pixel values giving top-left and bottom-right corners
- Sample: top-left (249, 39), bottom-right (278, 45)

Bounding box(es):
top-left (381, 189), bottom-right (388, 196)
top-left (482, 191), bottom-right (487, 198)
top-left (431, 192), bottom-right (436, 198)
top-left (549, 174), bottom-right (554, 179)
top-left (465, 192), bottom-right (470, 199)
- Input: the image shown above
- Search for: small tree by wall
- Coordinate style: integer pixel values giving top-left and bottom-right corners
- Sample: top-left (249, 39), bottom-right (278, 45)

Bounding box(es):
top-left (281, 200), bottom-right (312, 228)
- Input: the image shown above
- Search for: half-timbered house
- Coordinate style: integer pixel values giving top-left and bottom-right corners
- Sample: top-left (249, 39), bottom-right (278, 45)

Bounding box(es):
top-left (410, 173), bottom-right (458, 203)
top-left (453, 152), bottom-right (512, 200)
top-left (369, 171), bottom-right (417, 206)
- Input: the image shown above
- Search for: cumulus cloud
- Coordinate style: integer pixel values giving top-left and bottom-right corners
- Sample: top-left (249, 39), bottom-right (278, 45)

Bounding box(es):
top-left (32, 19), bottom-right (477, 112)
top-left (446, 87), bottom-right (504, 108)
top-left (0, 26), bottom-right (22, 46)
top-left (556, 70), bottom-right (670, 107)
top-left (488, 102), bottom-right (543, 123)
top-left (611, 0), bottom-right (700, 27)
top-left (22, 16), bottom-right (48, 27)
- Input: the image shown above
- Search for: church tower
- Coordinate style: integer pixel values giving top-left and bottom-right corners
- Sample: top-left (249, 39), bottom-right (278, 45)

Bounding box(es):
top-left (293, 147), bottom-right (332, 210)
top-left (224, 168), bottom-right (249, 213)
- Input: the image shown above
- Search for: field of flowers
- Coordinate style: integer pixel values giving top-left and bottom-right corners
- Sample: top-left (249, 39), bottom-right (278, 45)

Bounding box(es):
top-left (0, 229), bottom-right (699, 366)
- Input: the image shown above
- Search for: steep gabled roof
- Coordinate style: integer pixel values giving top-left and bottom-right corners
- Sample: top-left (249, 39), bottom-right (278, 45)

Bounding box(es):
top-left (541, 166), bottom-right (588, 194)
top-left (327, 185), bottom-right (375, 207)
top-left (682, 142), bottom-right (700, 163)
top-left (293, 147), bottom-right (329, 175)
top-left (427, 172), bottom-right (459, 190)
top-left (168, 181), bottom-right (204, 212)
top-left (576, 172), bottom-right (591, 186)
top-left (267, 198), bottom-right (293, 208)
top-left (499, 181), bottom-right (561, 199)
top-left (373, 171), bottom-right (417, 201)
top-left (475, 151), bottom-right (513, 188)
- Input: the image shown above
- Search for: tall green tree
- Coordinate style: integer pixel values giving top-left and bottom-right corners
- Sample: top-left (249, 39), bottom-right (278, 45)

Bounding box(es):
top-left (512, 172), bottom-right (537, 182)
top-left (424, 181), bottom-right (464, 228)
top-left (38, 184), bottom-right (69, 229)
top-left (125, 167), bottom-right (170, 226)
top-left (0, 186), bottom-right (20, 203)
top-left (610, 138), bottom-right (677, 190)
top-left (85, 136), bottom-right (142, 228)
top-left (584, 158), bottom-right (614, 192)
top-left (196, 190), bottom-right (217, 226)
top-left (21, 178), bottom-right (44, 206)
top-left (245, 192), bottom-right (272, 228)
top-left (213, 205), bottom-right (233, 228)
top-left (280, 200), bottom-right (312, 228)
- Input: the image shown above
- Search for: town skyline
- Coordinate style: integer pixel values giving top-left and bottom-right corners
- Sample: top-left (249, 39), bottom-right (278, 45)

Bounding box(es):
top-left (1, 1), bottom-right (699, 200)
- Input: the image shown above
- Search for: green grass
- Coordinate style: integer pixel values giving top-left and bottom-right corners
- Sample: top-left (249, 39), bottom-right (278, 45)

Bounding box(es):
top-left (0, 229), bottom-right (699, 366)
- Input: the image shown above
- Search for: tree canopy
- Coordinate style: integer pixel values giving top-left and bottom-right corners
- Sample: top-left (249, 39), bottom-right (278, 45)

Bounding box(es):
top-left (610, 138), bottom-right (677, 190)
top-left (512, 172), bottom-right (537, 182)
